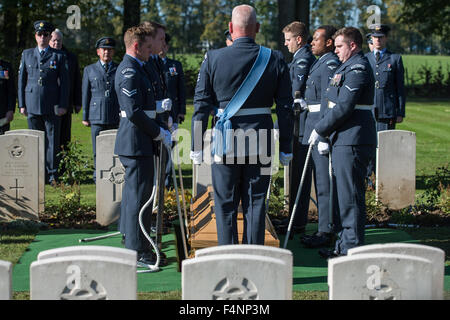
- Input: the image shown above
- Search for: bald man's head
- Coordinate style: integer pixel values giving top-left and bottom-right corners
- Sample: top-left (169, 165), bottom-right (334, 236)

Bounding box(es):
top-left (229, 4), bottom-right (259, 40)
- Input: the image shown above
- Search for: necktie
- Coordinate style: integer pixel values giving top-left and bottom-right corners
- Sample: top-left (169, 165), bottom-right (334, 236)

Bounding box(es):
top-left (375, 51), bottom-right (380, 62)
top-left (104, 63), bottom-right (109, 73)
top-left (40, 50), bottom-right (45, 58)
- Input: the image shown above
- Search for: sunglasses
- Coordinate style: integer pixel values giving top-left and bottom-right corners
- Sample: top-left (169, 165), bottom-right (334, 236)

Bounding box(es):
top-left (36, 32), bottom-right (50, 37)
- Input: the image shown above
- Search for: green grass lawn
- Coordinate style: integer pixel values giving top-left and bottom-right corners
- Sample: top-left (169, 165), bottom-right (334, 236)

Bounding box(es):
top-left (402, 54), bottom-right (450, 85)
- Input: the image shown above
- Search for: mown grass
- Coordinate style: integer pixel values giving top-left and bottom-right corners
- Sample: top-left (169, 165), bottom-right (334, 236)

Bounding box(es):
top-left (402, 55), bottom-right (450, 85)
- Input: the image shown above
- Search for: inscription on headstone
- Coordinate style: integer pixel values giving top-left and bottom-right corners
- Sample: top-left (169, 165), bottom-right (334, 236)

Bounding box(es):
top-left (0, 134), bottom-right (40, 221)
top-left (96, 134), bottom-right (124, 226)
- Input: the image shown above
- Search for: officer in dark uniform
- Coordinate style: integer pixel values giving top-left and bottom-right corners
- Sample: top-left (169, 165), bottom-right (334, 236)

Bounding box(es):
top-left (278, 21), bottom-right (316, 234)
top-left (0, 58), bottom-right (16, 135)
top-left (18, 20), bottom-right (69, 184)
top-left (159, 33), bottom-right (187, 187)
top-left (300, 25), bottom-right (340, 248)
top-left (191, 4), bottom-right (293, 245)
top-left (114, 25), bottom-right (171, 266)
top-left (367, 24), bottom-right (406, 131)
top-left (82, 37), bottom-right (120, 182)
top-left (50, 29), bottom-right (82, 153)
top-left (309, 27), bottom-right (376, 258)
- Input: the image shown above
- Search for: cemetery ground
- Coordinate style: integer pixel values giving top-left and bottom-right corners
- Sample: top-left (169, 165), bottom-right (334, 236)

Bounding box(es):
top-left (1, 98), bottom-right (449, 300)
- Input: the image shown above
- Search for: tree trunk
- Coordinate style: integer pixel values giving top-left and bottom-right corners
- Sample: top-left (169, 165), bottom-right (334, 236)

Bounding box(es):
top-left (2, 0), bottom-right (19, 64)
top-left (123, 0), bottom-right (141, 35)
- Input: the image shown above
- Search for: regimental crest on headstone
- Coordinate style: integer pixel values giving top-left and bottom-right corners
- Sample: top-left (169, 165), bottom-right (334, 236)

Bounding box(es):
top-left (358, 265), bottom-right (402, 300)
top-left (212, 274), bottom-right (258, 300)
top-left (8, 138), bottom-right (25, 159)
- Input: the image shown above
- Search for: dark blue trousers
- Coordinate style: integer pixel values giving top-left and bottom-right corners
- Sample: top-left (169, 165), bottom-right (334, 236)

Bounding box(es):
top-left (119, 155), bottom-right (154, 253)
top-left (91, 124), bottom-right (118, 181)
top-left (311, 145), bottom-right (338, 233)
top-left (28, 114), bottom-right (61, 183)
top-left (211, 161), bottom-right (271, 245)
top-left (289, 142), bottom-right (312, 227)
top-left (332, 145), bottom-right (374, 254)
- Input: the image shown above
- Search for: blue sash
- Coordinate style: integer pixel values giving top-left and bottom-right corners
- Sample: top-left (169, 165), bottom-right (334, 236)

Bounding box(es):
top-left (213, 45), bottom-right (272, 157)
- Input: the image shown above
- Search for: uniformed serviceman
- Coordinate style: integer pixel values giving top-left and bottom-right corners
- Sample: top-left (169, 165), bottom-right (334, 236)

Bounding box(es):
top-left (82, 37), bottom-right (120, 182)
top-left (277, 21), bottom-right (316, 235)
top-left (159, 33), bottom-right (187, 187)
top-left (114, 25), bottom-right (171, 266)
top-left (190, 4), bottom-right (293, 245)
top-left (300, 25), bottom-right (341, 248)
top-left (367, 24), bottom-right (405, 131)
top-left (50, 29), bottom-right (82, 153)
top-left (0, 58), bottom-right (16, 135)
top-left (18, 20), bottom-right (69, 184)
top-left (308, 27), bottom-right (376, 258)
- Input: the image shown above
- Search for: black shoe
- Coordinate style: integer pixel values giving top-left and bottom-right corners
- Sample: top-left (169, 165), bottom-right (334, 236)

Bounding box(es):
top-left (271, 218), bottom-right (289, 227)
top-left (137, 251), bottom-right (157, 267)
top-left (318, 248), bottom-right (344, 259)
top-left (302, 232), bottom-right (333, 248)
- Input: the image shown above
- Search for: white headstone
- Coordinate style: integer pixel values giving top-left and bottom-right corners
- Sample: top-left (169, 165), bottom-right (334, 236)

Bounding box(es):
top-left (347, 243), bottom-right (445, 300)
top-left (37, 245), bottom-right (136, 263)
top-left (5, 130), bottom-right (45, 213)
top-left (30, 255), bottom-right (137, 300)
top-left (182, 254), bottom-right (291, 300)
top-left (193, 129), bottom-right (212, 198)
top-left (99, 129), bottom-right (118, 136)
top-left (195, 244), bottom-right (293, 292)
top-left (328, 253), bottom-right (433, 300)
top-left (96, 133), bottom-right (124, 226)
top-left (0, 134), bottom-right (40, 221)
top-left (376, 130), bottom-right (416, 209)
top-left (0, 260), bottom-right (12, 300)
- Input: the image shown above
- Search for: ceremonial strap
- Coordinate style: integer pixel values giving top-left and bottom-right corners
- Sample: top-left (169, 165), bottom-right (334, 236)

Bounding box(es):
top-left (307, 104), bottom-right (321, 112)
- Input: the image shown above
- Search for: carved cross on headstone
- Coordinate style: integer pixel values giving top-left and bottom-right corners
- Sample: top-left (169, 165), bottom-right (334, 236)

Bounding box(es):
top-left (9, 178), bottom-right (24, 203)
top-left (100, 155), bottom-right (124, 202)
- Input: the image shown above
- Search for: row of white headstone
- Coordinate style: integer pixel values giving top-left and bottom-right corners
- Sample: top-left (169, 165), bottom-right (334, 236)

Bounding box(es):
top-left (0, 243), bottom-right (444, 300)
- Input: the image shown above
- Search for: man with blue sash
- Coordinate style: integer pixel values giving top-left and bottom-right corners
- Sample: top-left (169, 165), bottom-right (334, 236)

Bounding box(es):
top-left (190, 4), bottom-right (293, 245)
top-left (309, 27), bottom-right (376, 258)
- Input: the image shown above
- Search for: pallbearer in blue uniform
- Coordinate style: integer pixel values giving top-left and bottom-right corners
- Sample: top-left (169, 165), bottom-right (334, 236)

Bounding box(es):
top-left (278, 21), bottom-right (316, 234)
top-left (82, 37), bottom-right (120, 182)
top-left (114, 26), bottom-right (171, 266)
top-left (300, 25), bottom-right (340, 248)
top-left (308, 27), bottom-right (376, 258)
top-left (191, 5), bottom-right (293, 245)
top-left (160, 33), bottom-right (187, 187)
top-left (0, 58), bottom-right (16, 135)
top-left (18, 20), bottom-right (69, 184)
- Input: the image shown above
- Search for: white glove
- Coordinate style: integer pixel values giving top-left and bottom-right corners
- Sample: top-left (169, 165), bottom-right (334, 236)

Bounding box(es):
top-left (294, 98), bottom-right (308, 111)
top-left (317, 141), bottom-right (330, 155)
top-left (273, 120), bottom-right (280, 141)
top-left (279, 152), bottom-right (293, 166)
top-left (155, 98), bottom-right (172, 113)
top-left (308, 129), bottom-right (320, 145)
top-left (155, 128), bottom-right (172, 149)
top-left (190, 151), bottom-right (202, 165)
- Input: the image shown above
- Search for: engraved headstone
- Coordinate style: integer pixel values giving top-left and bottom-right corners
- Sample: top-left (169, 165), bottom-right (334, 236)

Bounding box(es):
top-left (376, 130), bottom-right (416, 210)
top-left (99, 129), bottom-right (118, 136)
top-left (0, 134), bottom-right (40, 221)
top-left (0, 260), bottom-right (12, 300)
top-left (30, 255), bottom-right (137, 300)
top-left (96, 133), bottom-right (124, 226)
top-left (347, 243), bottom-right (445, 300)
top-left (328, 253), bottom-right (433, 300)
top-left (38, 245), bottom-right (136, 263)
top-left (182, 254), bottom-right (291, 300)
top-left (5, 130), bottom-right (45, 214)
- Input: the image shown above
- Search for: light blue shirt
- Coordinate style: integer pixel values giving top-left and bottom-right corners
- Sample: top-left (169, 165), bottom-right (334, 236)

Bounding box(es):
top-left (373, 48), bottom-right (387, 60)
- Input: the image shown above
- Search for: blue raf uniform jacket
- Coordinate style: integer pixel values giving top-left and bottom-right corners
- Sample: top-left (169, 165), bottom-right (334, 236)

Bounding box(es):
top-left (82, 60), bottom-right (120, 125)
top-left (144, 56), bottom-right (167, 101)
top-left (18, 47), bottom-right (69, 115)
top-left (366, 49), bottom-right (405, 119)
top-left (162, 57), bottom-right (186, 121)
top-left (302, 52), bottom-right (340, 145)
top-left (315, 51), bottom-right (376, 146)
top-left (114, 54), bottom-right (161, 157)
top-left (290, 44), bottom-right (316, 139)
top-left (192, 37), bottom-right (293, 157)
top-left (0, 59), bottom-right (16, 118)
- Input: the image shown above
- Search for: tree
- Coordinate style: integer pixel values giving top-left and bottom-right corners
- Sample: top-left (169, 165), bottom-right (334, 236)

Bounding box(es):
top-left (123, 0), bottom-right (140, 34)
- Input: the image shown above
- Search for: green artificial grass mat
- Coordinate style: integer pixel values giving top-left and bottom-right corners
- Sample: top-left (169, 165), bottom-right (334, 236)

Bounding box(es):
top-left (12, 223), bottom-right (450, 293)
